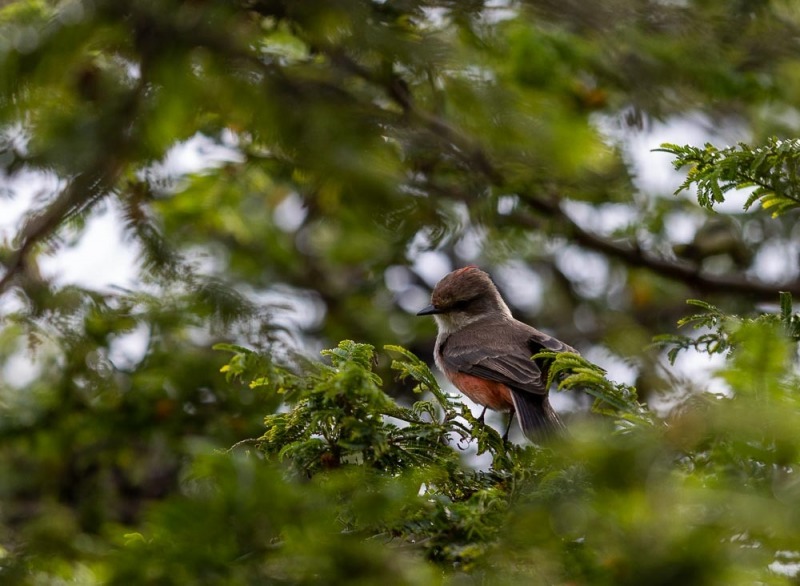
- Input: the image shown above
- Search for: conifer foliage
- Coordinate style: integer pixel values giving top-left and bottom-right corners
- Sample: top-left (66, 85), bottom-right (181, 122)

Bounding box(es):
top-left (2, 0), bottom-right (800, 583)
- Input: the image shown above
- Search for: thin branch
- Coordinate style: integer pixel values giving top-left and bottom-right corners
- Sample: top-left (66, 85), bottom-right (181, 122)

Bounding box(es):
top-left (341, 55), bottom-right (800, 299)
top-left (0, 167), bottom-right (122, 296)
top-left (514, 192), bottom-right (800, 299)
top-left (328, 51), bottom-right (502, 184)
top-left (0, 76), bottom-right (145, 297)
top-left (331, 52), bottom-right (800, 300)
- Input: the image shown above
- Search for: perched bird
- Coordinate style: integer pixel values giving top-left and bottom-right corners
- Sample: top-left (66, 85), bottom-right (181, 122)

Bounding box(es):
top-left (417, 266), bottom-right (575, 442)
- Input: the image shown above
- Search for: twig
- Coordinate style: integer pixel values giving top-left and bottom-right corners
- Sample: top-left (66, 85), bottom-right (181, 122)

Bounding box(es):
top-left (336, 52), bottom-right (800, 300)
top-left (516, 192), bottom-right (800, 299)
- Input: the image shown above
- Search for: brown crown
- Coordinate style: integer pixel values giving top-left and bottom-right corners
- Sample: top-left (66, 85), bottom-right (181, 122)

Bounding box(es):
top-left (431, 266), bottom-right (498, 307)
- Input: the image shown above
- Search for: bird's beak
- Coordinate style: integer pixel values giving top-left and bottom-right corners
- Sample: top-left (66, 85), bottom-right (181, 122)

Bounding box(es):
top-left (416, 304), bottom-right (441, 316)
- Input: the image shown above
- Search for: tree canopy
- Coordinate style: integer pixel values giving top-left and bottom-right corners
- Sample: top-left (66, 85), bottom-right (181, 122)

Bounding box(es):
top-left (3, 0), bottom-right (800, 583)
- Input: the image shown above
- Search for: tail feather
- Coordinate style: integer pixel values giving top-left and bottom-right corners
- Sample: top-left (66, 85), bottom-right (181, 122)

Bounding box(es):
top-left (509, 389), bottom-right (566, 443)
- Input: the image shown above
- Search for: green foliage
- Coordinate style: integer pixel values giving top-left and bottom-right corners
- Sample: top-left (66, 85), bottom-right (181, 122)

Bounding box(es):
top-left (659, 138), bottom-right (800, 215)
top-left (6, 322), bottom-right (800, 582)
top-left (654, 299), bottom-right (736, 363)
top-left (69, 334), bottom-right (800, 584)
top-left (540, 351), bottom-right (657, 430)
top-left (253, 341), bottom-right (508, 478)
top-left (655, 292), bottom-right (800, 364)
top-left (3, 0), bottom-right (800, 584)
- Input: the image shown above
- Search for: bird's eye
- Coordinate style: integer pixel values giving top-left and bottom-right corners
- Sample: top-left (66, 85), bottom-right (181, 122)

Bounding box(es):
top-left (450, 299), bottom-right (472, 311)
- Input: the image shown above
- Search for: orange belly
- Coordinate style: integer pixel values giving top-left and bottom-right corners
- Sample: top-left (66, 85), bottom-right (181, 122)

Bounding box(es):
top-left (446, 371), bottom-right (514, 411)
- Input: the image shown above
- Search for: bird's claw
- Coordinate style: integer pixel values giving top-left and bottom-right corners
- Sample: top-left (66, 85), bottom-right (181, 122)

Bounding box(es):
top-left (501, 411), bottom-right (515, 443)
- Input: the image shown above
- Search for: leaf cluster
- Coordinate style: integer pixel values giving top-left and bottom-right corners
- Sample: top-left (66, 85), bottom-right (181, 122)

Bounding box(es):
top-left (539, 350), bottom-right (657, 430)
top-left (174, 340), bottom-right (553, 574)
top-left (4, 320), bottom-right (800, 584)
top-left (659, 138), bottom-right (800, 216)
top-left (655, 292), bottom-right (800, 364)
top-left (114, 330), bottom-right (800, 585)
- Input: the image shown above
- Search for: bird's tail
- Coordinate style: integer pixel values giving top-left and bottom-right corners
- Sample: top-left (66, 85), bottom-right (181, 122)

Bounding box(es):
top-left (509, 389), bottom-right (566, 443)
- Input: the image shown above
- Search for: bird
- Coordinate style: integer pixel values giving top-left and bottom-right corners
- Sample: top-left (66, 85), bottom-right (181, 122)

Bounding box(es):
top-left (417, 266), bottom-right (575, 442)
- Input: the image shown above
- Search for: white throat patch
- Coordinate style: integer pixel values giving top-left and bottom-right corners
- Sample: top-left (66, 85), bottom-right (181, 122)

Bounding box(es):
top-left (433, 299), bottom-right (512, 334)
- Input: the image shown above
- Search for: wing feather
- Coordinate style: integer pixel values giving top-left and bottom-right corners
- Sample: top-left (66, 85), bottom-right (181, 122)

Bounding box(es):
top-left (438, 318), bottom-right (576, 396)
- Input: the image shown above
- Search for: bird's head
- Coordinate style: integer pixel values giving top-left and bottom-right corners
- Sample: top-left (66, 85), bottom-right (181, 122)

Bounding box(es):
top-left (416, 266), bottom-right (511, 332)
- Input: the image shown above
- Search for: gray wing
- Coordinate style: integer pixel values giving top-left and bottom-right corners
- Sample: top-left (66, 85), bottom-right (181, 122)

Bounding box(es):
top-left (439, 318), bottom-right (575, 396)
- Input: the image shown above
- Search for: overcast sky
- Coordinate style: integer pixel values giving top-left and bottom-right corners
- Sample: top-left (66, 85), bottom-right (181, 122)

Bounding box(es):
top-left (0, 117), bottom-right (766, 397)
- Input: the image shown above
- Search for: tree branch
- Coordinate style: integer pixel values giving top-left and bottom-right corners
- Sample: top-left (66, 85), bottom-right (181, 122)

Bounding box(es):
top-left (0, 175), bottom-right (107, 295)
top-left (0, 78), bottom-right (145, 297)
top-left (327, 51), bottom-right (502, 184)
top-left (341, 54), bottom-right (800, 300)
top-left (330, 51), bottom-right (799, 300)
top-left (515, 193), bottom-right (800, 299)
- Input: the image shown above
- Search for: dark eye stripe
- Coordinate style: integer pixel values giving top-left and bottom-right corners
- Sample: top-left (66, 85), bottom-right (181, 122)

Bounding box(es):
top-left (451, 299), bottom-right (472, 311)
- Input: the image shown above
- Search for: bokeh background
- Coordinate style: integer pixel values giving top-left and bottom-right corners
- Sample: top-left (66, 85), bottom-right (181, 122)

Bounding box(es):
top-left (3, 0), bottom-right (800, 583)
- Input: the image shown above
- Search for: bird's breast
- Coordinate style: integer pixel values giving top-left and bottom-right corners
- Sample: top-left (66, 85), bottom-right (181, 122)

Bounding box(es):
top-left (445, 370), bottom-right (514, 411)
top-left (435, 332), bottom-right (514, 411)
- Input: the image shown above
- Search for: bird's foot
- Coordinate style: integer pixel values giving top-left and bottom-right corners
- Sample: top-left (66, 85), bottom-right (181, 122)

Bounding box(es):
top-left (476, 406), bottom-right (488, 425)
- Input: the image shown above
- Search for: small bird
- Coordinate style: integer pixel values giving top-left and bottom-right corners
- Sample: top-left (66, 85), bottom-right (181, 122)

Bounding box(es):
top-left (417, 266), bottom-right (575, 442)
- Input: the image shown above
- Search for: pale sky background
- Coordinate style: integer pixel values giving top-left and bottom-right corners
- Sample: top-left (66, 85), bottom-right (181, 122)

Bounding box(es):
top-left (0, 116), bottom-right (782, 409)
